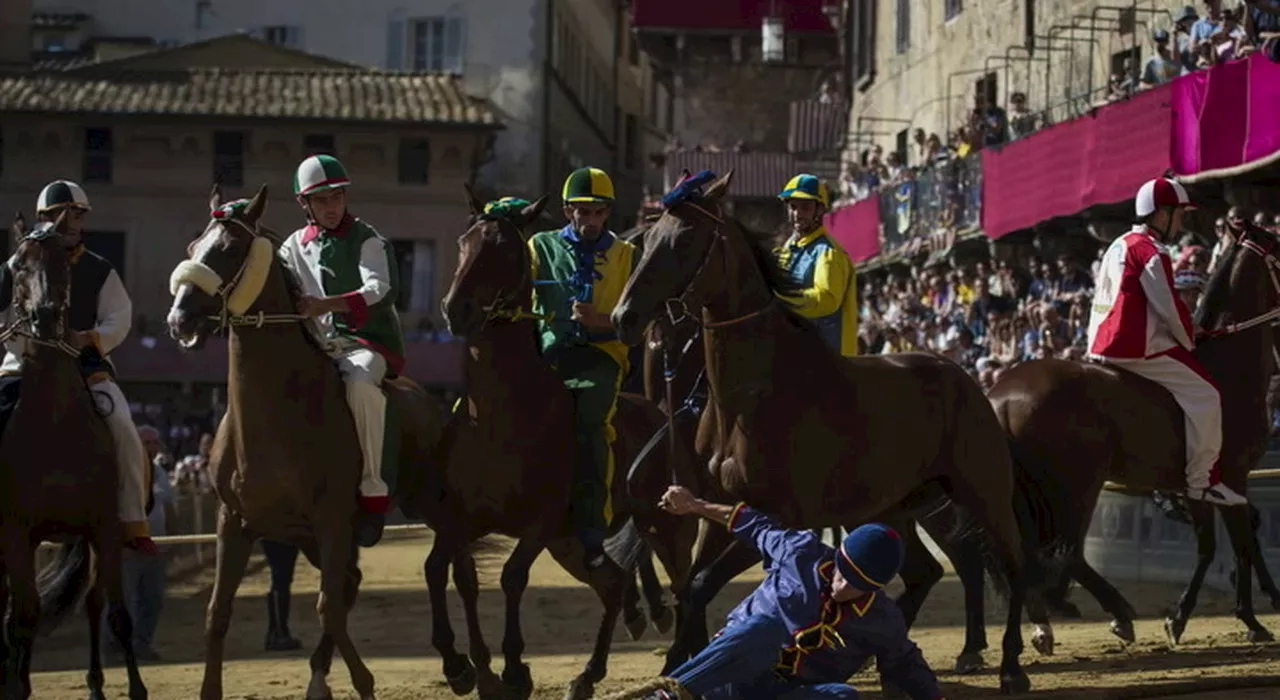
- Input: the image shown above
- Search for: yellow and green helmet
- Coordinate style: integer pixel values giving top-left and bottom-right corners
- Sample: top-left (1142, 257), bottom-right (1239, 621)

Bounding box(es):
top-left (778, 173), bottom-right (830, 209)
top-left (561, 167), bottom-right (615, 204)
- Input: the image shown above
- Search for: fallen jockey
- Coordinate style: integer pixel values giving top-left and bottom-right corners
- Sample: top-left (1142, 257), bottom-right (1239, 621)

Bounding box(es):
top-left (280, 154), bottom-right (407, 546)
top-left (0, 180), bottom-right (155, 555)
top-left (647, 486), bottom-right (946, 700)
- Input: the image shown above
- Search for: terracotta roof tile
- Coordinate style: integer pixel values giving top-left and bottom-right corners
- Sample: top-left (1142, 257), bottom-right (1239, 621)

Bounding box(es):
top-left (0, 69), bottom-right (501, 127)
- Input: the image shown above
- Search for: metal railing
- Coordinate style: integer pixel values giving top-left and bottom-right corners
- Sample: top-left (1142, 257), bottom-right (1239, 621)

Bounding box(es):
top-left (873, 153), bottom-right (983, 255)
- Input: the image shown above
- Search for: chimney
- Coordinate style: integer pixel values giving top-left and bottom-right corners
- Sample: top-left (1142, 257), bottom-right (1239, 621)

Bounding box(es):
top-left (0, 0), bottom-right (33, 70)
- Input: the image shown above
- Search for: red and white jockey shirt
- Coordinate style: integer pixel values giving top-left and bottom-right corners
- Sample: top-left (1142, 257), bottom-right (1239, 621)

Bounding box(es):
top-left (1087, 225), bottom-right (1196, 359)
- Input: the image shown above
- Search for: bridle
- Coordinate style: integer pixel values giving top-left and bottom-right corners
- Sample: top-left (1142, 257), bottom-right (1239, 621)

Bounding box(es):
top-left (467, 216), bottom-right (553, 328)
top-left (0, 235), bottom-right (80, 359)
top-left (1201, 232), bottom-right (1280, 338)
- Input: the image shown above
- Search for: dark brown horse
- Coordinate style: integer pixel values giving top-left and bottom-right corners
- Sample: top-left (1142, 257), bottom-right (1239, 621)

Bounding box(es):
top-left (164, 185), bottom-right (446, 700)
top-left (625, 218), bottom-right (998, 678)
top-left (0, 215), bottom-right (147, 700)
top-left (988, 221), bottom-right (1280, 654)
top-left (611, 172), bottom-right (1056, 694)
top-left (434, 191), bottom-right (700, 700)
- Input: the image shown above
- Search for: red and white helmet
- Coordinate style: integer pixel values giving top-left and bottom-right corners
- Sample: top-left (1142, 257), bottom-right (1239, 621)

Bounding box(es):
top-left (1135, 177), bottom-right (1193, 218)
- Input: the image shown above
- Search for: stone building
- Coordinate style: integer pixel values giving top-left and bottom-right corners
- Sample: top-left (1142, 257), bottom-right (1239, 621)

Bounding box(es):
top-left (0, 35), bottom-right (500, 388)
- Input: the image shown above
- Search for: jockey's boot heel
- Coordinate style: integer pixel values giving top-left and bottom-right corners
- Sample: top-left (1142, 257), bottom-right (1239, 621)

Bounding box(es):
top-left (356, 510), bottom-right (386, 548)
top-left (264, 591), bottom-right (302, 652)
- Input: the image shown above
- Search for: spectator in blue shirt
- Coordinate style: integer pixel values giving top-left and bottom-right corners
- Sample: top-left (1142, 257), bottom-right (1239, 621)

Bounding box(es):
top-left (644, 486), bottom-right (945, 700)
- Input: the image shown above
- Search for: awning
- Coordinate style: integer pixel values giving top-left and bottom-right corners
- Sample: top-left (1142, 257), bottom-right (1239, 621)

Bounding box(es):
top-left (1173, 52), bottom-right (1280, 181)
top-left (981, 85), bottom-right (1173, 239)
top-left (825, 197), bottom-right (881, 263)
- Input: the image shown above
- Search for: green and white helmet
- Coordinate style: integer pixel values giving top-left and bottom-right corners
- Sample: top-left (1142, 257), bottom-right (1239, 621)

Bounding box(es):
top-left (293, 154), bottom-right (351, 197)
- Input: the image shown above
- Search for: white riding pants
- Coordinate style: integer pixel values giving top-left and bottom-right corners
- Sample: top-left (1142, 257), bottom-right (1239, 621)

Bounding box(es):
top-left (1106, 348), bottom-right (1222, 489)
top-left (94, 380), bottom-right (150, 532)
top-left (331, 343), bottom-right (389, 502)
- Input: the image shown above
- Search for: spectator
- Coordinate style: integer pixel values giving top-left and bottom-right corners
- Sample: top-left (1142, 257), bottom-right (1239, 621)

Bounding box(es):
top-left (973, 92), bottom-right (1009, 148)
top-left (1007, 92), bottom-right (1037, 140)
top-left (1190, 0), bottom-right (1227, 58)
top-left (1143, 30), bottom-right (1184, 86)
top-left (1174, 5), bottom-right (1202, 71)
top-left (1174, 269), bottom-right (1207, 312)
top-left (1244, 0), bottom-right (1280, 62)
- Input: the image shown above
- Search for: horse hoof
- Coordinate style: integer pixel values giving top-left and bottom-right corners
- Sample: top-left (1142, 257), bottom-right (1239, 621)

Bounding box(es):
top-left (624, 611), bottom-right (648, 641)
top-left (477, 669), bottom-right (507, 700)
top-left (444, 656), bottom-right (478, 696)
top-left (999, 670), bottom-right (1031, 695)
top-left (1164, 617), bottom-right (1186, 648)
top-left (652, 605), bottom-right (675, 635)
top-left (1247, 628), bottom-right (1275, 644)
top-left (86, 691), bottom-right (108, 700)
top-left (502, 662), bottom-right (534, 700)
top-left (562, 676), bottom-right (593, 700)
top-left (1031, 629), bottom-right (1055, 656)
top-left (1110, 619), bottom-right (1136, 645)
top-left (880, 681), bottom-right (908, 700)
top-left (953, 651), bottom-right (985, 674)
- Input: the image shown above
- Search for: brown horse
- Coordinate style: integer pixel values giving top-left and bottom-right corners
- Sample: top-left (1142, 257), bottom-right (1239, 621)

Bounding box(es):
top-left (988, 221), bottom-right (1280, 654)
top-left (611, 171), bottom-right (1060, 694)
top-left (626, 219), bottom-right (999, 678)
top-left (434, 191), bottom-right (700, 700)
top-left (164, 185), bottom-right (446, 700)
top-left (0, 215), bottom-right (147, 700)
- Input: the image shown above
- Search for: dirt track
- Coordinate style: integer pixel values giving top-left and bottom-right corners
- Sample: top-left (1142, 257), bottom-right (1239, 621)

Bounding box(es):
top-left (27, 530), bottom-right (1280, 699)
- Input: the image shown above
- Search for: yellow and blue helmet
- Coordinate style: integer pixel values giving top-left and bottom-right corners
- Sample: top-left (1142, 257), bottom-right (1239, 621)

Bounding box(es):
top-left (778, 173), bottom-right (829, 209)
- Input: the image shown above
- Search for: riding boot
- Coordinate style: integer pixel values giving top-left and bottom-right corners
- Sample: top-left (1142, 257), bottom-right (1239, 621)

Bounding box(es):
top-left (357, 511), bottom-right (386, 548)
top-left (264, 591), bottom-right (302, 652)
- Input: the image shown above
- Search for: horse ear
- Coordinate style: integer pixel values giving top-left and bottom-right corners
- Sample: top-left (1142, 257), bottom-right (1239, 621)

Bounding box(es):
top-left (243, 184), bottom-right (268, 222)
top-left (209, 183), bottom-right (224, 213)
top-left (703, 170), bottom-right (735, 202)
top-left (464, 183), bottom-right (486, 216)
top-left (517, 195), bottom-right (549, 229)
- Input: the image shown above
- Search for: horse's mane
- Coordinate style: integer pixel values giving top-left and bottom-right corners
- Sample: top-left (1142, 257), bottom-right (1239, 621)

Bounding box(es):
top-left (726, 215), bottom-right (832, 341)
top-left (1195, 222), bottom-right (1271, 330)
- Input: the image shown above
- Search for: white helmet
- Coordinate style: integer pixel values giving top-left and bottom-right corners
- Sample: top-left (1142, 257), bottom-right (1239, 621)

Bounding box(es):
top-left (293, 154), bottom-right (351, 197)
top-left (36, 180), bottom-right (92, 214)
top-left (1135, 177), bottom-right (1192, 218)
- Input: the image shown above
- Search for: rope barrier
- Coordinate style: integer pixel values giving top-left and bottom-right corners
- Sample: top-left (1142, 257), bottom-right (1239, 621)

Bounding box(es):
top-left (1102, 469), bottom-right (1280, 493)
top-left (35, 523), bottom-right (431, 550)
top-left (597, 677), bottom-right (689, 700)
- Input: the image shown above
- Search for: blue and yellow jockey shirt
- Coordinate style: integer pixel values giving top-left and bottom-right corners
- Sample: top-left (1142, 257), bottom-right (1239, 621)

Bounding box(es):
top-left (775, 226), bottom-right (859, 357)
top-left (527, 225), bottom-right (637, 371)
top-left (722, 505), bottom-right (940, 695)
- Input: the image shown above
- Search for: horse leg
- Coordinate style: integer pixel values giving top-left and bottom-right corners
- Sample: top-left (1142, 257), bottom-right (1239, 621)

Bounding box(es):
top-left (200, 509), bottom-right (255, 700)
top-left (425, 534), bottom-right (475, 695)
top-left (639, 555), bottom-right (674, 633)
top-left (621, 560), bottom-right (648, 642)
top-left (451, 549), bottom-right (501, 700)
top-left (1165, 499), bottom-right (1216, 647)
top-left (1245, 504), bottom-right (1280, 611)
top-left (304, 543), bottom-right (362, 700)
top-left (559, 550), bottom-right (629, 700)
top-left (891, 523), bottom-right (944, 631)
top-left (663, 527), bottom-right (761, 675)
top-left (644, 514), bottom-right (698, 638)
top-left (314, 525), bottom-right (372, 700)
top-left (1, 530), bottom-right (35, 700)
top-left (95, 531), bottom-right (147, 700)
top-left (84, 580), bottom-right (106, 700)
top-left (1221, 505), bottom-right (1274, 643)
top-left (1066, 558), bottom-right (1139, 645)
top-left (497, 537), bottom-right (547, 700)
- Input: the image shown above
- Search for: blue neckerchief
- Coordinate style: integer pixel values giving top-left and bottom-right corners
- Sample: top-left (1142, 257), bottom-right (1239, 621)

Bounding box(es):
top-left (557, 224), bottom-right (614, 303)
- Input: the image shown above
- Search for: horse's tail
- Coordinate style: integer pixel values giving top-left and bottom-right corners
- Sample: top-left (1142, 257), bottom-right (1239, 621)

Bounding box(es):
top-left (605, 517), bottom-right (648, 573)
top-left (1005, 434), bottom-right (1082, 595)
top-left (36, 538), bottom-right (94, 637)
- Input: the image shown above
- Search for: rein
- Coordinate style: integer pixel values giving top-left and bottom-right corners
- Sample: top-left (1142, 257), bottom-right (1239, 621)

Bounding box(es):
top-left (1201, 237), bottom-right (1280, 338)
top-left (0, 323), bottom-right (80, 358)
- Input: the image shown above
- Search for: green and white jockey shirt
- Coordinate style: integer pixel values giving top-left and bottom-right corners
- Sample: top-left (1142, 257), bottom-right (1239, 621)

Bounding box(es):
top-left (279, 213), bottom-right (406, 373)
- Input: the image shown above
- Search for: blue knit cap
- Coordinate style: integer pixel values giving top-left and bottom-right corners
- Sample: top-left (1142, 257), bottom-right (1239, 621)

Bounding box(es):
top-left (836, 523), bottom-right (905, 591)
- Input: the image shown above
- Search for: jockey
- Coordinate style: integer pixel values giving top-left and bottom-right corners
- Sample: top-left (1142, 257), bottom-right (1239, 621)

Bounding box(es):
top-left (0, 180), bottom-right (156, 555)
top-left (279, 154), bottom-right (407, 547)
top-left (645, 486), bottom-right (944, 700)
top-left (775, 174), bottom-right (859, 357)
top-left (1086, 177), bottom-right (1247, 506)
top-left (528, 166), bottom-right (637, 570)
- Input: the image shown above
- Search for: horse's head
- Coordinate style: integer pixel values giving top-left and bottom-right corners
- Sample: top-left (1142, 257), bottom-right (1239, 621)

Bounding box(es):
top-left (166, 183), bottom-right (272, 350)
top-left (441, 186), bottom-right (548, 337)
top-left (612, 171), bottom-right (736, 346)
top-left (8, 212), bottom-right (72, 343)
top-left (1195, 219), bottom-right (1280, 355)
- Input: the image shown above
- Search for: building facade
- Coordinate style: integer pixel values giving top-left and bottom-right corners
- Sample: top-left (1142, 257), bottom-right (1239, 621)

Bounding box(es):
top-left (32, 0), bottom-right (667, 228)
top-left (0, 35), bottom-right (499, 387)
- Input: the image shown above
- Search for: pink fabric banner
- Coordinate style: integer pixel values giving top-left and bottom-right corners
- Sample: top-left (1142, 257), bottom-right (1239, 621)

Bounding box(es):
top-left (982, 85), bottom-right (1174, 239)
top-left (826, 197), bottom-right (881, 263)
top-left (1172, 52), bottom-right (1280, 176)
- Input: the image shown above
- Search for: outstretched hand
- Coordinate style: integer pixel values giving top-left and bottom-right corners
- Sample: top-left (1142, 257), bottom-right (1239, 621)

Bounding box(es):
top-left (659, 485), bottom-right (699, 515)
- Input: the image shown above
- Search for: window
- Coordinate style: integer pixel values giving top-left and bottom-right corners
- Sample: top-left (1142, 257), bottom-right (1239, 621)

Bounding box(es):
top-left (84, 231), bottom-right (126, 280)
top-left (408, 17), bottom-right (465, 73)
top-left (0, 127), bottom-right (4, 181)
top-left (391, 239), bottom-right (436, 313)
top-left (304, 134), bottom-right (335, 156)
top-left (262, 25), bottom-right (302, 48)
top-left (945, 0), bottom-right (963, 21)
top-left (213, 131), bottom-right (246, 186)
top-left (850, 0), bottom-right (877, 90)
top-left (397, 139), bottom-right (431, 184)
top-left (974, 73), bottom-right (997, 108)
top-left (195, 0), bottom-right (212, 30)
top-left (623, 114), bottom-right (638, 169)
top-left (895, 0), bottom-right (910, 54)
top-left (42, 33), bottom-right (67, 52)
top-left (83, 127), bottom-right (113, 183)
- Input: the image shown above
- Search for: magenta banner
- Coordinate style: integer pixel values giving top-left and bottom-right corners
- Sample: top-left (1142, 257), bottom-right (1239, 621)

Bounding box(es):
top-left (1173, 52), bottom-right (1280, 176)
top-left (826, 197), bottom-right (881, 263)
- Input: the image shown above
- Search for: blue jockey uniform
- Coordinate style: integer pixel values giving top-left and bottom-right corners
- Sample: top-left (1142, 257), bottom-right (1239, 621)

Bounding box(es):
top-left (662, 505), bottom-right (942, 700)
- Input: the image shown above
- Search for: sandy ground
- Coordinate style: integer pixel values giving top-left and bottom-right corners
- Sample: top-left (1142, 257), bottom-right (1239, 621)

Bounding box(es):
top-left (25, 530), bottom-right (1280, 700)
